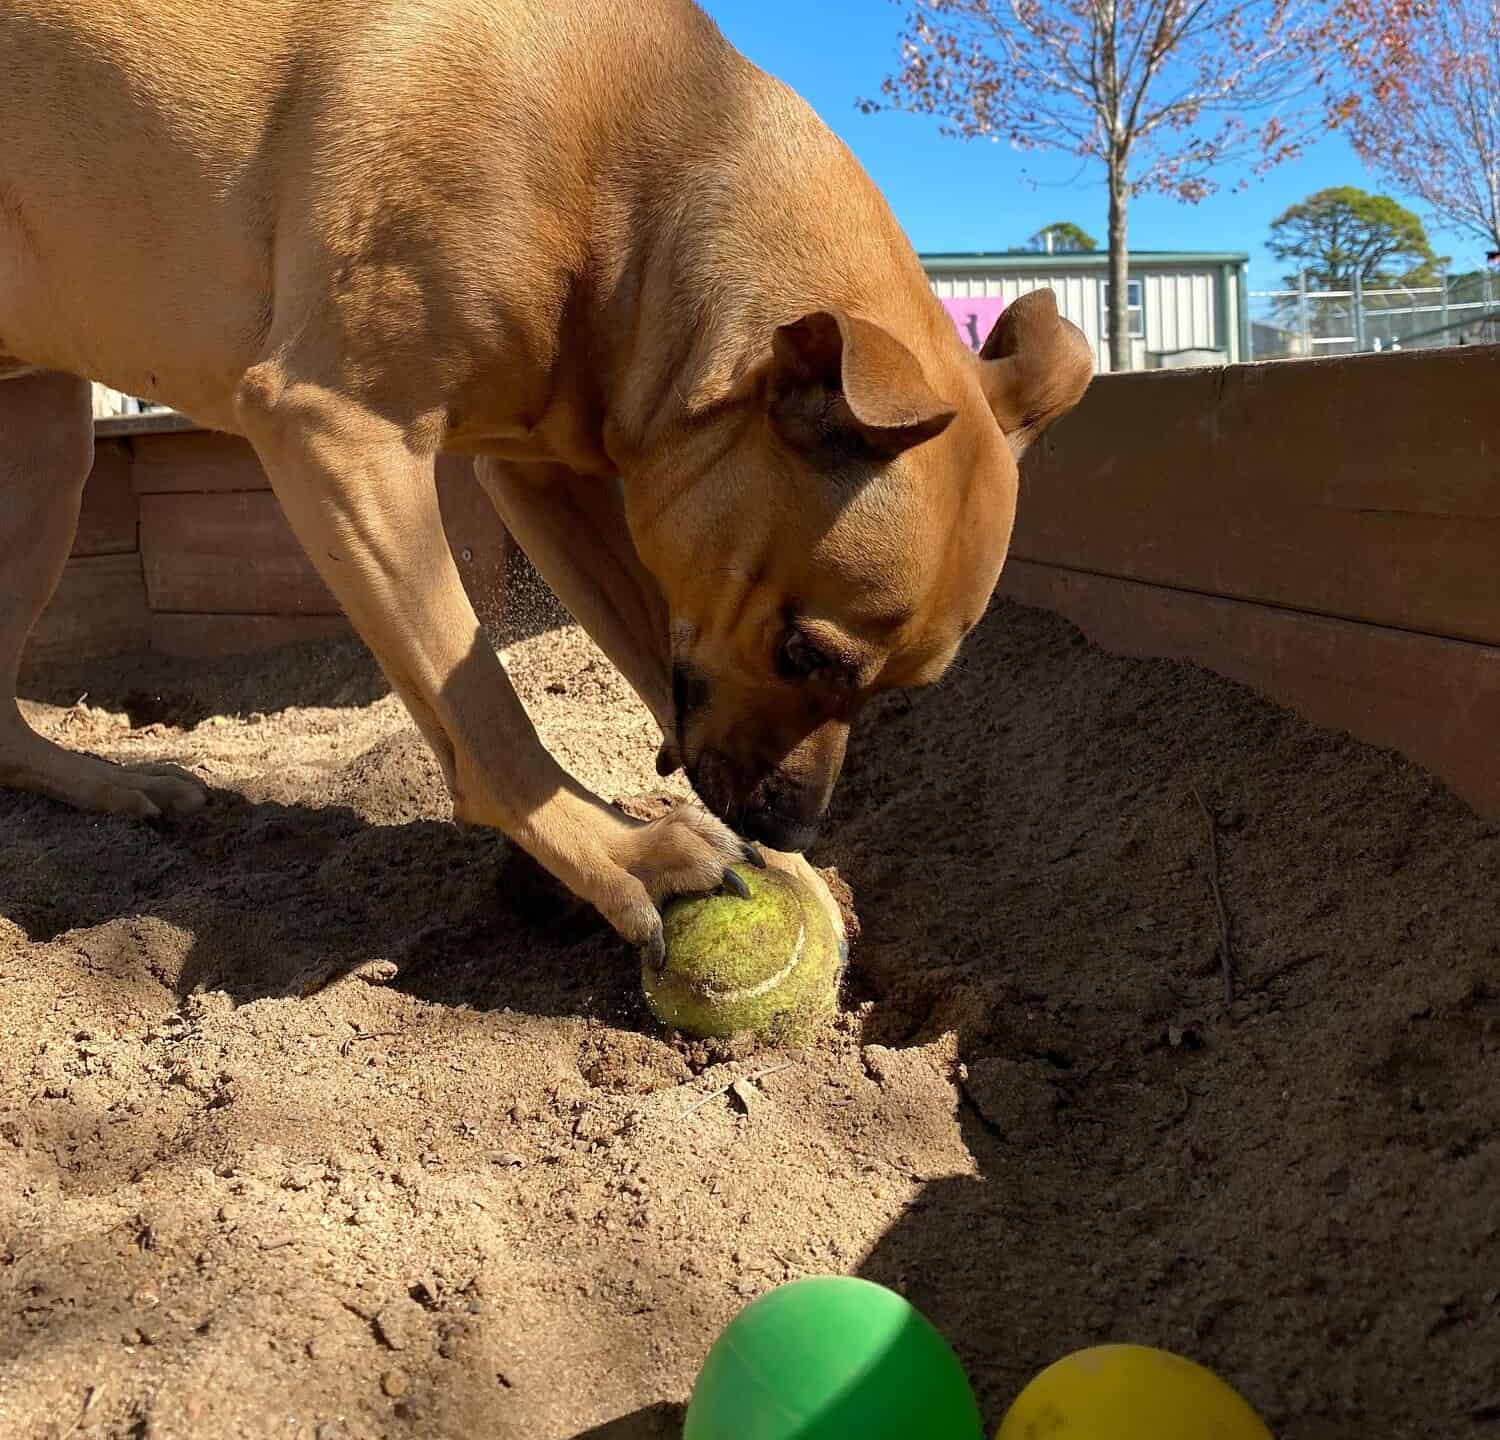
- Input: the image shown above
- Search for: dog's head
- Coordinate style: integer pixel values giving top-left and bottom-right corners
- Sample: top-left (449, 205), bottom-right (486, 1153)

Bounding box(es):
top-left (628, 289), bottom-right (1092, 852)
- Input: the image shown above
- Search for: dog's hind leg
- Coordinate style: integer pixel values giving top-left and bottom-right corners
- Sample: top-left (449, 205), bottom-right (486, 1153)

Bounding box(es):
top-left (0, 371), bottom-right (206, 816)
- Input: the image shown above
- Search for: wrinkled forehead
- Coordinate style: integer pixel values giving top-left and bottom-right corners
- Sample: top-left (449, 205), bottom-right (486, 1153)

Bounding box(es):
top-left (777, 437), bottom-right (1015, 676)
top-left (798, 426), bottom-right (1013, 608)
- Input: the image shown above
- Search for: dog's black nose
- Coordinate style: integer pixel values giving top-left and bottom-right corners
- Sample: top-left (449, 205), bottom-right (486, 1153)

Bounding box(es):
top-left (740, 808), bottom-right (819, 854)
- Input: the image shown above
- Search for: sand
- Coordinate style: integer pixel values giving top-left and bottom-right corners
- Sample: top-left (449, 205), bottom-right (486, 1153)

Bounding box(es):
top-left (3, 580), bottom-right (1498, 1439)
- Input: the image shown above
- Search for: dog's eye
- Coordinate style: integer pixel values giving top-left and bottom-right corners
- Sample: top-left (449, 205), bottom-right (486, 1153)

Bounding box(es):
top-left (776, 630), bottom-right (828, 680)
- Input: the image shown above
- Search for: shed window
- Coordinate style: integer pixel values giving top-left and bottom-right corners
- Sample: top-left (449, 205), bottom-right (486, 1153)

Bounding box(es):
top-left (1102, 280), bottom-right (1146, 339)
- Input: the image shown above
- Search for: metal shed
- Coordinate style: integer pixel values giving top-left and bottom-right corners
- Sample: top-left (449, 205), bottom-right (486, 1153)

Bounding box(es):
top-left (923, 250), bottom-right (1252, 372)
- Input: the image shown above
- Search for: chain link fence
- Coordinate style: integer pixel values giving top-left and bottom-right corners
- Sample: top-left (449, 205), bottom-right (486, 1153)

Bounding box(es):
top-left (1250, 271), bottom-right (1500, 360)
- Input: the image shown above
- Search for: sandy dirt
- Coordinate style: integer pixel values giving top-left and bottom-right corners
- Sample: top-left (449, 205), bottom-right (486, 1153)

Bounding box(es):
top-left (3, 574), bottom-right (1499, 1439)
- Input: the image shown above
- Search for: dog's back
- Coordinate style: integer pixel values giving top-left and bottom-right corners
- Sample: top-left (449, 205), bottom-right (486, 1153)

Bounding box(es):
top-left (1, 0), bottom-right (816, 419)
top-left (2, 0), bottom-right (313, 406)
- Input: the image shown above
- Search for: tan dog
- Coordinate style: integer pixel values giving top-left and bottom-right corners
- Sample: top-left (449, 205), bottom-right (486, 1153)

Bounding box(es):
top-left (0, 0), bottom-right (1091, 960)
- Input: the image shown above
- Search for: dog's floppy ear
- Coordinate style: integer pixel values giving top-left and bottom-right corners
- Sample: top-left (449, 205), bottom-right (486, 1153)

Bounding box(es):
top-left (768, 309), bottom-right (956, 461)
top-left (979, 289), bottom-right (1094, 460)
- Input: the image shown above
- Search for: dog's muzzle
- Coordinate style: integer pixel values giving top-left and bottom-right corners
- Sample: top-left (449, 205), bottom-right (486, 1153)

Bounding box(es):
top-left (687, 749), bottom-right (822, 854)
top-left (738, 807), bottom-right (820, 854)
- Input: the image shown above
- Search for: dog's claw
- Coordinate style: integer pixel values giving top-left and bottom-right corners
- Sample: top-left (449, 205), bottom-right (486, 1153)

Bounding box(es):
top-left (740, 843), bottom-right (767, 870)
top-left (722, 868), bottom-right (751, 899)
top-left (642, 927), bottom-right (666, 972)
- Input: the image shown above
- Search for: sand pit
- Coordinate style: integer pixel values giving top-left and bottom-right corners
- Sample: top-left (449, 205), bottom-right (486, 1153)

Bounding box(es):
top-left (3, 590), bottom-right (1498, 1439)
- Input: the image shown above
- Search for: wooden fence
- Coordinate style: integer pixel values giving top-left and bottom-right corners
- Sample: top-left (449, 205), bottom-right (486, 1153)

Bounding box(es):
top-left (24, 413), bottom-right (513, 668)
top-left (20, 344), bottom-right (1500, 815)
top-left (1001, 344), bottom-right (1500, 816)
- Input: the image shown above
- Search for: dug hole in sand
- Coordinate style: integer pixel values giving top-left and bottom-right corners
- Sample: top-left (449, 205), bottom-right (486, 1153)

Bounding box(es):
top-left (2, 564), bottom-right (1498, 1439)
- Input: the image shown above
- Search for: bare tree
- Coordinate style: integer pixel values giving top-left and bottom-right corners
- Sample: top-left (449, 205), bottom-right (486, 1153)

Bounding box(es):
top-left (1333, 0), bottom-right (1500, 260)
top-left (861, 1), bottom-right (1330, 370)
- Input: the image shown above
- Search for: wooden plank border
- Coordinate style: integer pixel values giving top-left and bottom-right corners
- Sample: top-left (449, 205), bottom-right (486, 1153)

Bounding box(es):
top-left (1017, 346), bottom-right (1500, 646)
top-left (23, 552), bottom-right (150, 671)
top-left (22, 360), bottom-right (1500, 822)
top-left (999, 558), bottom-right (1500, 816)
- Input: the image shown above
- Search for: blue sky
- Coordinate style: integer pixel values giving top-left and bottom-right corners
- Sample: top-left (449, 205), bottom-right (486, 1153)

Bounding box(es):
top-left (701, 0), bottom-right (1487, 285)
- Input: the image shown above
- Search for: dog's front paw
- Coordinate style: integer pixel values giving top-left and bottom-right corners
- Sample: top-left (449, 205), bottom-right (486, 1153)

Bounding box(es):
top-left (595, 804), bottom-right (764, 966)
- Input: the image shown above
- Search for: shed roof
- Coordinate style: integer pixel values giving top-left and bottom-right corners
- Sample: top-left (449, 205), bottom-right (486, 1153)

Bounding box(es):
top-left (920, 250), bottom-right (1249, 273)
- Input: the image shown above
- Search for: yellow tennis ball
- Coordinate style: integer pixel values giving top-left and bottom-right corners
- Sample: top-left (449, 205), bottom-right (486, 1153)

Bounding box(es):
top-left (642, 866), bottom-right (841, 1042)
top-left (995, 1344), bottom-right (1272, 1440)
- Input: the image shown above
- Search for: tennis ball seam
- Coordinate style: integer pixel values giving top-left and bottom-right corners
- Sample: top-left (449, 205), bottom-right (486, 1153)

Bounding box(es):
top-left (692, 920), bottom-right (805, 1003)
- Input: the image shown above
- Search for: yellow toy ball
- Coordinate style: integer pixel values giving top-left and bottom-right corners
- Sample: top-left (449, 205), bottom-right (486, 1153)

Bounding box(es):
top-left (995, 1344), bottom-right (1272, 1440)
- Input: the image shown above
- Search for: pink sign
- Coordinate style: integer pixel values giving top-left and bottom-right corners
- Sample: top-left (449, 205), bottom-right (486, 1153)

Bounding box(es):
top-left (941, 296), bottom-right (1006, 352)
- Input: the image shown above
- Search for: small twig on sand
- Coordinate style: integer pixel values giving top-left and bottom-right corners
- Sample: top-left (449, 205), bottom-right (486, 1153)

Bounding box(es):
top-left (339, 1030), bottom-right (402, 1057)
top-left (1190, 783), bottom-right (1235, 1006)
top-left (60, 1383), bottom-right (103, 1439)
top-left (680, 1062), bottom-right (796, 1120)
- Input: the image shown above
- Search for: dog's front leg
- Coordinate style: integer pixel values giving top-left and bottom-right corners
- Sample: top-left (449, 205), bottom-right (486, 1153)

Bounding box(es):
top-left (237, 387), bottom-right (758, 961)
top-left (479, 459), bottom-right (848, 958)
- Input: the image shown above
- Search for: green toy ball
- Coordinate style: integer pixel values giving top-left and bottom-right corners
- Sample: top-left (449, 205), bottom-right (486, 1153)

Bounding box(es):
top-left (642, 866), bottom-right (841, 1042)
top-left (685, 1276), bottom-right (984, 1440)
